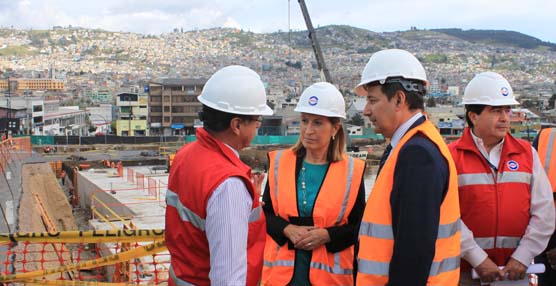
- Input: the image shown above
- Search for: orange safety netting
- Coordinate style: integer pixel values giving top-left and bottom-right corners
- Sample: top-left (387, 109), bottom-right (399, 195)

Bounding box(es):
top-left (1, 239), bottom-right (169, 284)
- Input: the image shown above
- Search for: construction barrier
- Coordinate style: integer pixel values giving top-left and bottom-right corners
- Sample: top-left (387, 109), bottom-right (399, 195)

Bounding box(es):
top-left (147, 178), bottom-right (158, 200)
top-left (0, 229), bottom-right (165, 245)
top-left (0, 234), bottom-right (169, 284)
top-left (126, 169), bottom-right (135, 184)
top-left (135, 173), bottom-right (144, 191)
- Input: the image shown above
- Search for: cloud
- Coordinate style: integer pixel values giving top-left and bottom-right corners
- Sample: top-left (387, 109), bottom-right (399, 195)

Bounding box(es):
top-left (222, 17), bottom-right (241, 30)
top-left (0, 0), bottom-right (554, 43)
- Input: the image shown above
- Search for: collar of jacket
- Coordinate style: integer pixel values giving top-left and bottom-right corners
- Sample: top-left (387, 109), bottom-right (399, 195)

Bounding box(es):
top-left (195, 127), bottom-right (251, 174)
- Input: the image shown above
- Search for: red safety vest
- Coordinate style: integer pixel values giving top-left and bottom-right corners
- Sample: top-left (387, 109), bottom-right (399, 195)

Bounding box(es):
top-left (357, 120), bottom-right (461, 285)
top-left (449, 127), bottom-right (532, 267)
top-left (165, 128), bottom-right (265, 286)
top-left (262, 149), bottom-right (364, 285)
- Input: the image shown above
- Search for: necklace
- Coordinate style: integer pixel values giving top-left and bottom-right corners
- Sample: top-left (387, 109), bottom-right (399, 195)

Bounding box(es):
top-left (300, 163), bottom-right (308, 212)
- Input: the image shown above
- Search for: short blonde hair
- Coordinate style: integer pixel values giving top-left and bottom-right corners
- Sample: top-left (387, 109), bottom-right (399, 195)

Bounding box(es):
top-left (292, 117), bottom-right (345, 162)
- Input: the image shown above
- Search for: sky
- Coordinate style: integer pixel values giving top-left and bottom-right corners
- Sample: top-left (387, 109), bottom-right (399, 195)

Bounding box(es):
top-left (1, 0), bottom-right (555, 43)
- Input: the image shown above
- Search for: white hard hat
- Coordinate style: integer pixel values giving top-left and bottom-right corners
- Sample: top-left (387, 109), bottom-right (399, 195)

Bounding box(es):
top-left (462, 72), bottom-right (519, 106)
top-left (198, 65), bottom-right (273, 115)
top-left (354, 49), bottom-right (428, 94)
top-left (295, 82), bottom-right (346, 119)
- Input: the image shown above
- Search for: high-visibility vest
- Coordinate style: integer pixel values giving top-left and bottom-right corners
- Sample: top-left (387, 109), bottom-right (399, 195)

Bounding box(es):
top-left (537, 128), bottom-right (556, 194)
top-left (165, 128), bottom-right (265, 286)
top-left (262, 149), bottom-right (365, 285)
top-left (449, 127), bottom-right (532, 267)
top-left (358, 120), bottom-right (461, 285)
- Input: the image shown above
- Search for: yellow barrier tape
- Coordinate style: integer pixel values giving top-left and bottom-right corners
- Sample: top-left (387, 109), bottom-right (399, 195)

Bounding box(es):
top-left (0, 229), bottom-right (165, 244)
top-left (0, 240), bottom-right (168, 282)
top-left (23, 279), bottom-right (134, 286)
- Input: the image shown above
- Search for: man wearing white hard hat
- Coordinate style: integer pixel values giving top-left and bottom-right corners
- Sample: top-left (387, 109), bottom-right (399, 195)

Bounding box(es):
top-left (448, 71), bottom-right (555, 285)
top-left (355, 49), bottom-right (461, 285)
top-left (165, 65), bottom-right (273, 286)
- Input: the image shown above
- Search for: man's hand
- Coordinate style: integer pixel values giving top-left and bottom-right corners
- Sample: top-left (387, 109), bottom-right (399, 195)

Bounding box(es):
top-left (251, 171), bottom-right (265, 195)
top-left (475, 257), bottom-right (505, 283)
top-left (503, 258), bottom-right (528, 280)
top-left (547, 247), bottom-right (556, 270)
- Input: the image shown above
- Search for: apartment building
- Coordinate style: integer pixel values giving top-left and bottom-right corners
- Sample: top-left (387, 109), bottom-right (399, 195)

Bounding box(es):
top-left (148, 78), bottom-right (206, 136)
top-left (115, 93), bottom-right (148, 136)
top-left (0, 78), bottom-right (65, 92)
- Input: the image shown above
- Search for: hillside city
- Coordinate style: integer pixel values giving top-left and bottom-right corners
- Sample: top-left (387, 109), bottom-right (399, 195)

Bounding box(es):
top-left (1, 25), bottom-right (556, 138)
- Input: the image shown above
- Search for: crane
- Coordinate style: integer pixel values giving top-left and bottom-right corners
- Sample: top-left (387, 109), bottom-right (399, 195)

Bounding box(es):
top-left (296, 0), bottom-right (356, 149)
top-left (297, 0), bottom-right (333, 84)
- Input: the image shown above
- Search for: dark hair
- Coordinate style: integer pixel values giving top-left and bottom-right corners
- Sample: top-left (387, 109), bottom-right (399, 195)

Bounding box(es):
top-left (291, 117), bottom-right (345, 162)
top-left (199, 105), bottom-right (253, 132)
top-left (363, 77), bottom-right (426, 111)
top-left (464, 105), bottom-right (487, 128)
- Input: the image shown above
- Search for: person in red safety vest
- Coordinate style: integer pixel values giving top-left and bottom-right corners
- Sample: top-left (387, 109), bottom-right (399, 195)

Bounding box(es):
top-left (449, 72), bottom-right (555, 285)
top-left (165, 65), bottom-right (273, 286)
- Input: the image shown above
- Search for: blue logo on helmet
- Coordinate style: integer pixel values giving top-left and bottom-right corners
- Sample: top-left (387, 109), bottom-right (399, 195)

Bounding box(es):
top-left (308, 96), bottom-right (318, 106)
top-left (501, 87), bottom-right (509, 97)
top-left (507, 160), bottom-right (519, 171)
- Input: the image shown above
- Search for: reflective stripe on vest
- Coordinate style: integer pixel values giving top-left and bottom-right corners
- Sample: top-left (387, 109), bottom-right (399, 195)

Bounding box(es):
top-left (167, 188), bottom-right (262, 232)
top-left (474, 236), bottom-right (521, 249)
top-left (264, 253), bottom-right (353, 275)
top-left (542, 129), bottom-right (556, 175)
top-left (538, 128), bottom-right (556, 192)
top-left (337, 156), bottom-right (355, 224)
top-left (272, 150), bottom-right (284, 203)
top-left (360, 218), bottom-right (460, 240)
top-left (358, 255), bottom-right (460, 277)
top-left (458, 172), bottom-right (531, 187)
top-left (166, 189), bottom-right (206, 231)
top-left (169, 265), bottom-right (194, 286)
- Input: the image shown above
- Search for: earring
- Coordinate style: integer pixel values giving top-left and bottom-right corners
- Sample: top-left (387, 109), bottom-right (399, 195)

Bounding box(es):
top-left (332, 135), bottom-right (335, 140)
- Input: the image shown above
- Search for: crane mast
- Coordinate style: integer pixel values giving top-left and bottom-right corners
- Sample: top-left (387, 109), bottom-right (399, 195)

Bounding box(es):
top-left (297, 0), bottom-right (333, 84)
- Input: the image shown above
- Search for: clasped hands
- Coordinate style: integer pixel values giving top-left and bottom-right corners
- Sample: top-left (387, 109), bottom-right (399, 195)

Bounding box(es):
top-left (283, 224), bottom-right (331, 251)
top-left (475, 257), bottom-right (528, 283)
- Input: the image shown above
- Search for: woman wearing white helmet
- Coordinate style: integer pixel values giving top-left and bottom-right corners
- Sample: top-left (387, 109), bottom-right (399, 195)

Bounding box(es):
top-left (261, 82), bottom-right (366, 285)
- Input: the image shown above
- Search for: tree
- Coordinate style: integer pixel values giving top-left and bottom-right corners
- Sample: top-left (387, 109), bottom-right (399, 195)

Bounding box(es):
top-left (426, 96), bottom-right (437, 107)
top-left (347, 113), bottom-right (365, 126)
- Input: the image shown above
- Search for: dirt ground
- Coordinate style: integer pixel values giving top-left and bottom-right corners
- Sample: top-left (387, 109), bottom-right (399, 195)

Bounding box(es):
top-left (14, 163), bottom-right (78, 278)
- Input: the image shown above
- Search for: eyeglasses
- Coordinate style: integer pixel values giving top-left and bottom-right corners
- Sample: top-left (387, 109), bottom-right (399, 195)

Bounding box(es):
top-left (250, 116), bottom-right (263, 123)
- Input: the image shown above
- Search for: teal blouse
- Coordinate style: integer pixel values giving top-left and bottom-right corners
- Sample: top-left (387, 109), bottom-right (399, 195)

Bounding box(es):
top-left (291, 161), bottom-right (329, 286)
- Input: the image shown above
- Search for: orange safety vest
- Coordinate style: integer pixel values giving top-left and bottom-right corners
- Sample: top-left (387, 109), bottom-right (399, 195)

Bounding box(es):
top-left (449, 127), bottom-right (533, 267)
top-left (537, 128), bottom-right (556, 193)
top-left (165, 128), bottom-right (265, 286)
top-left (262, 149), bottom-right (365, 285)
top-left (357, 120), bottom-right (461, 285)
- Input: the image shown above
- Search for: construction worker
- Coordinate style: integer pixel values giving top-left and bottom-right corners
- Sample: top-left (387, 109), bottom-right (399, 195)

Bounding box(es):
top-left (60, 169), bottom-right (66, 186)
top-left (261, 82), bottom-right (366, 285)
top-left (165, 65), bottom-right (273, 286)
top-left (533, 127), bottom-right (556, 286)
top-left (448, 72), bottom-right (555, 285)
top-left (355, 49), bottom-right (461, 285)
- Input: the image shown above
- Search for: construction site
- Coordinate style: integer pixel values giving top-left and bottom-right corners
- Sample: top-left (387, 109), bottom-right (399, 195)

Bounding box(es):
top-left (0, 136), bottom-right (379, 285)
